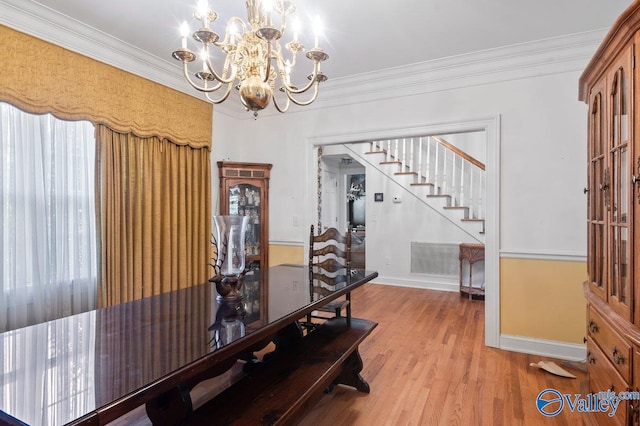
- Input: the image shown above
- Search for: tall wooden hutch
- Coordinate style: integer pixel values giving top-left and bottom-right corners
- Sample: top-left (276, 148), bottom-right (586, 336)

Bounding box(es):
top-left (580, 2), bottom-right (640, 424)
top-left (217, 161), bottom-right (272, 272)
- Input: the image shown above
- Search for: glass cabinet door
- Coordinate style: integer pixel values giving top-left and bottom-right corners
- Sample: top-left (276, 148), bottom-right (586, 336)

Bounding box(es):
top-left (607, 49), bottom-right (632, 320)
top-left (218, 161), bottom-right (271, 276)
top-left (587, 84), bottom-right (607, 302)
top-left (228, 183), bottom-right (262, 269)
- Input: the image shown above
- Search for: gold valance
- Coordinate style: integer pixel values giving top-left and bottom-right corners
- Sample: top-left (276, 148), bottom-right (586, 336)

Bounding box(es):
top-left (0, 25), bottom-right (212, 149)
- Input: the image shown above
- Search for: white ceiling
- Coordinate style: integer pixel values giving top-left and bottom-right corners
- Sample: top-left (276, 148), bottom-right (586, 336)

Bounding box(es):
top-left (28, 0), bottom-right (633, 81)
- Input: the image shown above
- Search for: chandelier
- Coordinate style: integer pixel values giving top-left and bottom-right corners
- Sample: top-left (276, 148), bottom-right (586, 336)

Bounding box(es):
top-left (172, 0), bottom-right (329, 117)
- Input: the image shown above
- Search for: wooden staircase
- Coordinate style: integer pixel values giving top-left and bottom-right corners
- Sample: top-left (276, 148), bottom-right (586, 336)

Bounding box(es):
top-left (354, 137), bottom-right (486, 241)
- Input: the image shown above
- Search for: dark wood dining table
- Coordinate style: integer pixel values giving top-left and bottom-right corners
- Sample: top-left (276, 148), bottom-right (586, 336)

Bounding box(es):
top-left (0, 264), bottom-right (378, 426)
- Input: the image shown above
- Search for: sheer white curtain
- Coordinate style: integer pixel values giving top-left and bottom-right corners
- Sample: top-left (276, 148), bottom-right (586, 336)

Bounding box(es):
top-left (0, 102), bottom-right (97, 332)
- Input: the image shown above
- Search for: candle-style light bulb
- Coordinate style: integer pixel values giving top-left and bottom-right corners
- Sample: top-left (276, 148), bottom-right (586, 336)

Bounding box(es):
top-left (263, 0), bottom-right (273, 26)
top-left (197, 0), bottom-right (208, 24)
top-left (180, 21), bottom-right (189, 49)
top-left (229, 22), bottom-right (238, 45)
top-left (292, 18), bottom-right (300, 42)
top-left (200, 48), bottom-right (210, 73)
top-left (313, 18), bottom-right (323, 48)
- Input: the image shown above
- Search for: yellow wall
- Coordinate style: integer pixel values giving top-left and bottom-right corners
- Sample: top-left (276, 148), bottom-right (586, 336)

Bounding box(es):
top-left (269, 244), bottom-right (304, 267)
top-left (500, 258), bottom-right (587, 344)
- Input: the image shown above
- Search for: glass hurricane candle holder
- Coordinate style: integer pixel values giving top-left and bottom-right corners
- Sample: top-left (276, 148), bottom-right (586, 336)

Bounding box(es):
top-left (211, 215), bottom-right (249, 300)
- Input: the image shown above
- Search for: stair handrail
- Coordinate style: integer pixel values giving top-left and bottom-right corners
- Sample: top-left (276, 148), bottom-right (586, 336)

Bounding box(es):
top-left (431, 136), bottom-right (485, 171)
top-left (349, 143), bottom-right (484, 243)
top-left (370, 136), bottom-right (486, 224)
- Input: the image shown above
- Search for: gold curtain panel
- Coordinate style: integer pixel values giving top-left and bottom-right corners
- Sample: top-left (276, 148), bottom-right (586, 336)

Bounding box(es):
top-left (96, 125), bottom-right (211, 307)
top-left (0, 25), bottom-right (212, 149)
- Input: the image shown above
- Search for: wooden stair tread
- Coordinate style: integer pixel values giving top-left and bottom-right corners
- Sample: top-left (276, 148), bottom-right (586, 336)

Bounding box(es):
top-left (427, 194), bottom-right (451, 198)
top-left (365, 150), bottom-right (387, 155)
top-left (379, 161), bottom-right (401, 165)
top-left (394, 172), bottom-right (418, 176)
top-left (410, 182), bottom-right (434, 186)
top-left (461, 218), bottom-right (485, 222)
top-left (443, 206), bottom-right (469, 210)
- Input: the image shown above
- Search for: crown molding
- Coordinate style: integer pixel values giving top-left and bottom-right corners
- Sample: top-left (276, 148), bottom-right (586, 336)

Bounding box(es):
top-left (0, 0), bottom-right (607, 120)
top-left (314, 30), bottom-right (606, 109)
top-left (218, 30), bottom-right (608, 119)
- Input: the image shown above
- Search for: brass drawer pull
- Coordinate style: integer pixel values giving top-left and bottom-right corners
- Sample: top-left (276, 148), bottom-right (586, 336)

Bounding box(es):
top-left (612, 346), bottom-right (626, 365)
top-left (588, 320), bottom-right (599, 333)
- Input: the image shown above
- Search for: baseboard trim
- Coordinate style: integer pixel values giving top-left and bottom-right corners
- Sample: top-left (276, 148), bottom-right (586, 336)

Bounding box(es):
top-left (371, 275), bottom-right (459, 293)
top-left (500, 334), bottom-right (586, 361)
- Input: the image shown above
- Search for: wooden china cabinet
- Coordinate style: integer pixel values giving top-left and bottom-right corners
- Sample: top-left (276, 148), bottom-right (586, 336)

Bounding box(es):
top-left (580, 2), bottom-right (640, 424)
top-left (217, 161), bottom-right (272, 272)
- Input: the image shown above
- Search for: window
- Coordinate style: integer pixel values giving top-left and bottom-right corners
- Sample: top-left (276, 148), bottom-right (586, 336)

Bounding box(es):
top-left (0, 102), bottom-right (97, 332)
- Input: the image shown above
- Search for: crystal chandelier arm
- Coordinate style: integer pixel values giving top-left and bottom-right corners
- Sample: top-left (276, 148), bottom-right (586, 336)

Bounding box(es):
top-left (272, 91), bottom-right (291, 113)
top-left (212, 17), bottom-right (247, 48)
top-left (204, 46), bottom-right (237, 85)
top-left (204, 81), bottom-right (234, 104)
top-left (262, 42), bottom-right (273, 83)
top-left (285, 81), bottom-right (320, 106)
top-left (181, 62), bottom-right (225, 93)
top-left (279, 61), bottom-right (320, 94)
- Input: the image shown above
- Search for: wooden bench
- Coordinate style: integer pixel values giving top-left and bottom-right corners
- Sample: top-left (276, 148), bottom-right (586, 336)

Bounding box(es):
top-left (179, 317), bottom-right (377, 425)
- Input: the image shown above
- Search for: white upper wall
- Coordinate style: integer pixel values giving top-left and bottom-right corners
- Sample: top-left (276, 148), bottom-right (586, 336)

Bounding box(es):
top-left (213, 67), bottom-right (588, 258)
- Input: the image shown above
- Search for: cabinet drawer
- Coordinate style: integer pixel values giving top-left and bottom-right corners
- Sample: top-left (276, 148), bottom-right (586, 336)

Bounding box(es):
top-left (588, 306), bottom-right (631, 382)
top-left (587, 338), bottom-right (628, 426)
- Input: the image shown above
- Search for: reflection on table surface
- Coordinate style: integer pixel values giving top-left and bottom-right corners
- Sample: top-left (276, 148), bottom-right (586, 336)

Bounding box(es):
top-left (0, 264), bottom-right (376, 426)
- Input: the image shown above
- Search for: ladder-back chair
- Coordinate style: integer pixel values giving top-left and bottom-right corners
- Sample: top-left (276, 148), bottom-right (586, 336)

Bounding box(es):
top-left (306, 225), bottom-right (352, 327)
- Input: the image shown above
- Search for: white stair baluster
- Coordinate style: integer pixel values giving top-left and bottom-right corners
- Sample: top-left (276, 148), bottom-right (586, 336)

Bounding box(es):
top-left (394, 139), bottom-right (399, 163)
top-left (409, 138), bottom-right (414, 173)
top-left (402, 138), bottom-right (406, 170)
top-left (418, 137), bottom-right (423, 181)
top-left (459, 160), bottom-right (464, 211)
top-left (451, 155), bottom-right (457, 206)
top-left (434, 140), bottom-right (439, 193)
top-left (386, 140), bottom-right (391, 162)
top-left (426, 137), bottom-right (432, 184)
top-left (442, 147), bottom-right (448, 195)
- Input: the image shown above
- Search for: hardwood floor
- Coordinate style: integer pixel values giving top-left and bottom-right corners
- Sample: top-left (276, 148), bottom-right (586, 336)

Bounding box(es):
top-left (110, 283), bottom-right (587, 425)
top-left (298, 283), bottom-right (587, 426)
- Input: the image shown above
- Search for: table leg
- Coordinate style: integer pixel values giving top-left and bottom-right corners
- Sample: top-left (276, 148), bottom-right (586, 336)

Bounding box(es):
top-left (334, 347), bottom-right (370, 393)
top-left (145, 384), bottom-right (192, 425)
top-left (260, 322), bottom-right (303, 364)
top-left (145, 356), bottom-right (239, 425)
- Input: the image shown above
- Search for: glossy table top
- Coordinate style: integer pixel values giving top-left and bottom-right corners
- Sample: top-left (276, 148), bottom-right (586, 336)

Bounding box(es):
top-left (0, 264), bottom-right (377, 426)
